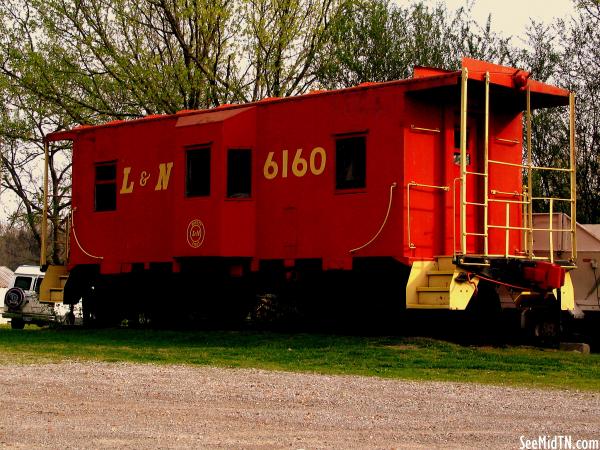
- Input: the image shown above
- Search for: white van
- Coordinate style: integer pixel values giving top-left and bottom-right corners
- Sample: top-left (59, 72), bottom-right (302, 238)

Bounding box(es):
top-left (2, 265), bottom-right (81, 329)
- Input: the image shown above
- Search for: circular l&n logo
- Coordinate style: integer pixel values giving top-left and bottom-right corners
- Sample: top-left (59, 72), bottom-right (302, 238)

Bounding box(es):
top-left (186, 219), bottom-right (206, 248)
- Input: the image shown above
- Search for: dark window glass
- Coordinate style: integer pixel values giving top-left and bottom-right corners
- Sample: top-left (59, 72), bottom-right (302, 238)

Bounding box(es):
top-left (453, 152), bottom-right (471, 166)
top-left (14, 276), bottom-right (32, 291)
top-left (95, 164), bottom-right (116, 181)
top-left (454, 126), bottom-right (470, 149)
top-left (95, 161), bottom-right (117, 212)
top-left (186, 147), bottom-right (211, 197)
top-left (34, 277), bottom-right (43, 294)
top-left (227, 149), bottom-right (252, 198)
top-left (336, 136), bottom-right (366, 190)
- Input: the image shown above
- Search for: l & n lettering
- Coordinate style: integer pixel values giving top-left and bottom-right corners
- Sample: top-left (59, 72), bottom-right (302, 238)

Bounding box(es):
top-left (120, 162), bottom-right (173, 194)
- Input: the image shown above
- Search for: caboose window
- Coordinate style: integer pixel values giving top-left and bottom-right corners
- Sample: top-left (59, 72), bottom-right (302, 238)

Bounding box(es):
top-left (94, 161), bottom-right (116, 212)
top-left (186, 146), bottom-right (211, 197)
top-left (335, 136), bottom-right (366, 190)
top-left (227, 149), bottom-right (252, 198)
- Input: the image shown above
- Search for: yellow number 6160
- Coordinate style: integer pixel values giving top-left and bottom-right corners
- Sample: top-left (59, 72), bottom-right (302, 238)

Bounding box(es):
top-left (263, 147), bottom-right (326, 180)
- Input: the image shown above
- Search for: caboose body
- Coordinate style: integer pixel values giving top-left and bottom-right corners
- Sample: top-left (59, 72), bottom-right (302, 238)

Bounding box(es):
top-left (42, 58), bottom-right (577, 328)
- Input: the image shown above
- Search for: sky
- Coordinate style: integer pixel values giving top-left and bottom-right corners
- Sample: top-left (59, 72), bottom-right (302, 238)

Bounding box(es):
top-left (395, 0), bottom-right (577, 40)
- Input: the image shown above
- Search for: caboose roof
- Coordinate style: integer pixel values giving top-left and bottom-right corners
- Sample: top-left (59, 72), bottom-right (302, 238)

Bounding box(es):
top-left (46, 57), bottom-right (570, 143)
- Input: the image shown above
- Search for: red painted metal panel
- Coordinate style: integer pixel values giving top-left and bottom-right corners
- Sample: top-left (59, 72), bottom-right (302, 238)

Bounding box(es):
top-left (60, 58), bottom-right (567, 275)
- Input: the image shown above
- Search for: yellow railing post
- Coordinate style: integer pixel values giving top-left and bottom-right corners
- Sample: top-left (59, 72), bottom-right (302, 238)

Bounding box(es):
top-left (505, 203), bottom-right (510, 257)
top-left (526, 86), bottom-right (534, 257)
top-left (569, 93), bottom-right (577, 261)
top-left (549, 198), bottom-right (554, 263)
top-left (484, 71), bottom-right (490, 256)
top-left (40, 139), bottom-right (49, 267)
top-left (522, 188), bottom-right (529, 253)
top-left (460, 67), bottom-right (468, 255)
top-left (65, 210), bottom-right (71, 261)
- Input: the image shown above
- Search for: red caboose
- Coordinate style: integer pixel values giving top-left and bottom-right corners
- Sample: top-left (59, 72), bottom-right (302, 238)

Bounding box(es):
top-left (41, 58), bottom-right (577, 328)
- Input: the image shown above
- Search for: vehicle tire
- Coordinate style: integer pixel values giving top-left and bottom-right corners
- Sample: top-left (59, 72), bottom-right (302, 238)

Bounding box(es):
top-left (4, 288), bottom-right (25, 311)
top-left (10, 318), bottom-right (25, 330)
top-left (64, 311), bottom-right (75, 326)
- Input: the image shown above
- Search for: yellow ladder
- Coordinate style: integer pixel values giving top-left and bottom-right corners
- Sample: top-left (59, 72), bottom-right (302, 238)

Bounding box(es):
top-left (456, 68), bottom-right (577, 265)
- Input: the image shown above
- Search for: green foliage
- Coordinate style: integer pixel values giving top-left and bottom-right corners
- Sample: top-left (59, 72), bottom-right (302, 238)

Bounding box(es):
top-left (0, 0), bottom-right (338, 122)
top-left (316, 0), bottom-right (512, 87)
top-left (0, 327), bottom-right (599, 390)
top-left (522, 2), bottom-right (600, 223)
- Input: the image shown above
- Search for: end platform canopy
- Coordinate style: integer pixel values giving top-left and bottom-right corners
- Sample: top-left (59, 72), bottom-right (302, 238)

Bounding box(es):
top-left (408, 57), bottom-right (571, 110)
top-left (44, 57), bottom-right (571, 143)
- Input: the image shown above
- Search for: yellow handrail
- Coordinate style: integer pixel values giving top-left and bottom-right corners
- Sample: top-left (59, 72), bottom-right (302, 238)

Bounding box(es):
top-left (495, 137), bottom-right (519, 145)
top-left (410, 124), bottom-right (440, 133)
top-left (71, 208), bottom-right (104, 260)
top-left (349, 182), bottom-right (397, 254)
top-left (459, 67), bottom-right (468, 255)
top-left (452, 177), bottom-right (460, 257)
top-left (41, 140), bottom-right (49, 266)
top-left (484, 71), bottom-right (490, 255)
top-left (569, 93), bottom-right (577, 261)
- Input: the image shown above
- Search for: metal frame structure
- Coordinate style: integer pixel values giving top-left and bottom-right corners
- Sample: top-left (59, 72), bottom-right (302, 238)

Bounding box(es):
top-left (455, 71), bottom-right (577, 266)
top-left (41, 141), bottom-right (49, 266)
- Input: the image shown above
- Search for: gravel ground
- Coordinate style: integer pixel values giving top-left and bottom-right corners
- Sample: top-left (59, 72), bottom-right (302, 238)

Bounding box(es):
top-left (0, 362), bottom-right (598, 449)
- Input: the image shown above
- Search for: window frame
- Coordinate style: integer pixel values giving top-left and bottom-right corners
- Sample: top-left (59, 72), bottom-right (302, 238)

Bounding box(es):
top-left (14, 276), bottom-right (32, 291)
top-left (185, 145), bottom-right (212, 198)
top-left (334, 133), bottom-right (367, 192)
top-left (34, 277), bottom-right (44, 294)
top-left (94, 160), bottom-right (117, 212)
top-left (226, 148), bottom-right (253, 200)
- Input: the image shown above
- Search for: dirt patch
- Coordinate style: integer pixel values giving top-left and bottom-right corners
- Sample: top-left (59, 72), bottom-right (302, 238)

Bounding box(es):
top-left (0, 362), bottom-right (598, 449)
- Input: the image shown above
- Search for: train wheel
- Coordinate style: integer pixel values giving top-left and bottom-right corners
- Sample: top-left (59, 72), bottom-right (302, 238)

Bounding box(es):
top-left (533, 318), bottom-right (559, 339)
top-left (465, 281), bottom-right (502, 342)
top-left (81, 295), bottom-right (98, 327)
top-left (10, 319), bottom-right (25, 330)
top-left (522, 305), bottom-right (560, 345)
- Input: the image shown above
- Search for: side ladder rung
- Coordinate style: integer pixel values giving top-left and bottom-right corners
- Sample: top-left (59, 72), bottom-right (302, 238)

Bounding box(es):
top-left (464, 201), bottom-right (486, 207)
top-left (531, 197), bottom-right (574, 202)
top-left (488, 225), bottom-right (529, 231)
top-left (465, 171), bottom-right (487, 177)
top-left (531, 227), bottom-right (572, 233)
top-left (489, 159), bottom-right (574, 173)
top-left (488, 199), bottom-right (529, 205)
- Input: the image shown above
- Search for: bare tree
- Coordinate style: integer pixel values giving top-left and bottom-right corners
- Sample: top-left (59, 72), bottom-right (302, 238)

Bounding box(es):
top-left (0, 0), bottom-right (339, 261)
top-left (0, 87), bottom-right (71, 264)
top-left (522, 1), bottom-right (600, 223)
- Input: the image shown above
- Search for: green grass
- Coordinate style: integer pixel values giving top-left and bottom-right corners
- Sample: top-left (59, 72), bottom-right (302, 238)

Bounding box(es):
top-left (0, 324), bottom-right (598, 390)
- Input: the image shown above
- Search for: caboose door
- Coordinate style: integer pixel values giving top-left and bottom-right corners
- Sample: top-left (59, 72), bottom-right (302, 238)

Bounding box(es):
top-left (445, 111), bottom-right (485, 255)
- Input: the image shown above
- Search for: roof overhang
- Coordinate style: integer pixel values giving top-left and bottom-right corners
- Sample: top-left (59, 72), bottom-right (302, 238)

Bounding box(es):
top-left (407, 57), bottom-right (570, 110)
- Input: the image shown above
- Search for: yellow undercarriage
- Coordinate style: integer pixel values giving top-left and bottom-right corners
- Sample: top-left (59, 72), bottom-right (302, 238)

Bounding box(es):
top-left (406, 256), bottom-right (575, 311)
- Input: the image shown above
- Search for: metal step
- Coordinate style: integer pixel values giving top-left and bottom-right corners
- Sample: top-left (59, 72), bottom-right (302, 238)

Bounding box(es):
top-left (426, 270), bottom-right (455, 287)
top-left (416, 286), bottom-right (450, 305)
top-left (434, 256), bottom-right (455, 271)
top-left (405, 303), bottom-right (450, 310)
top-left (49, 288), bottom-right (64, 302)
